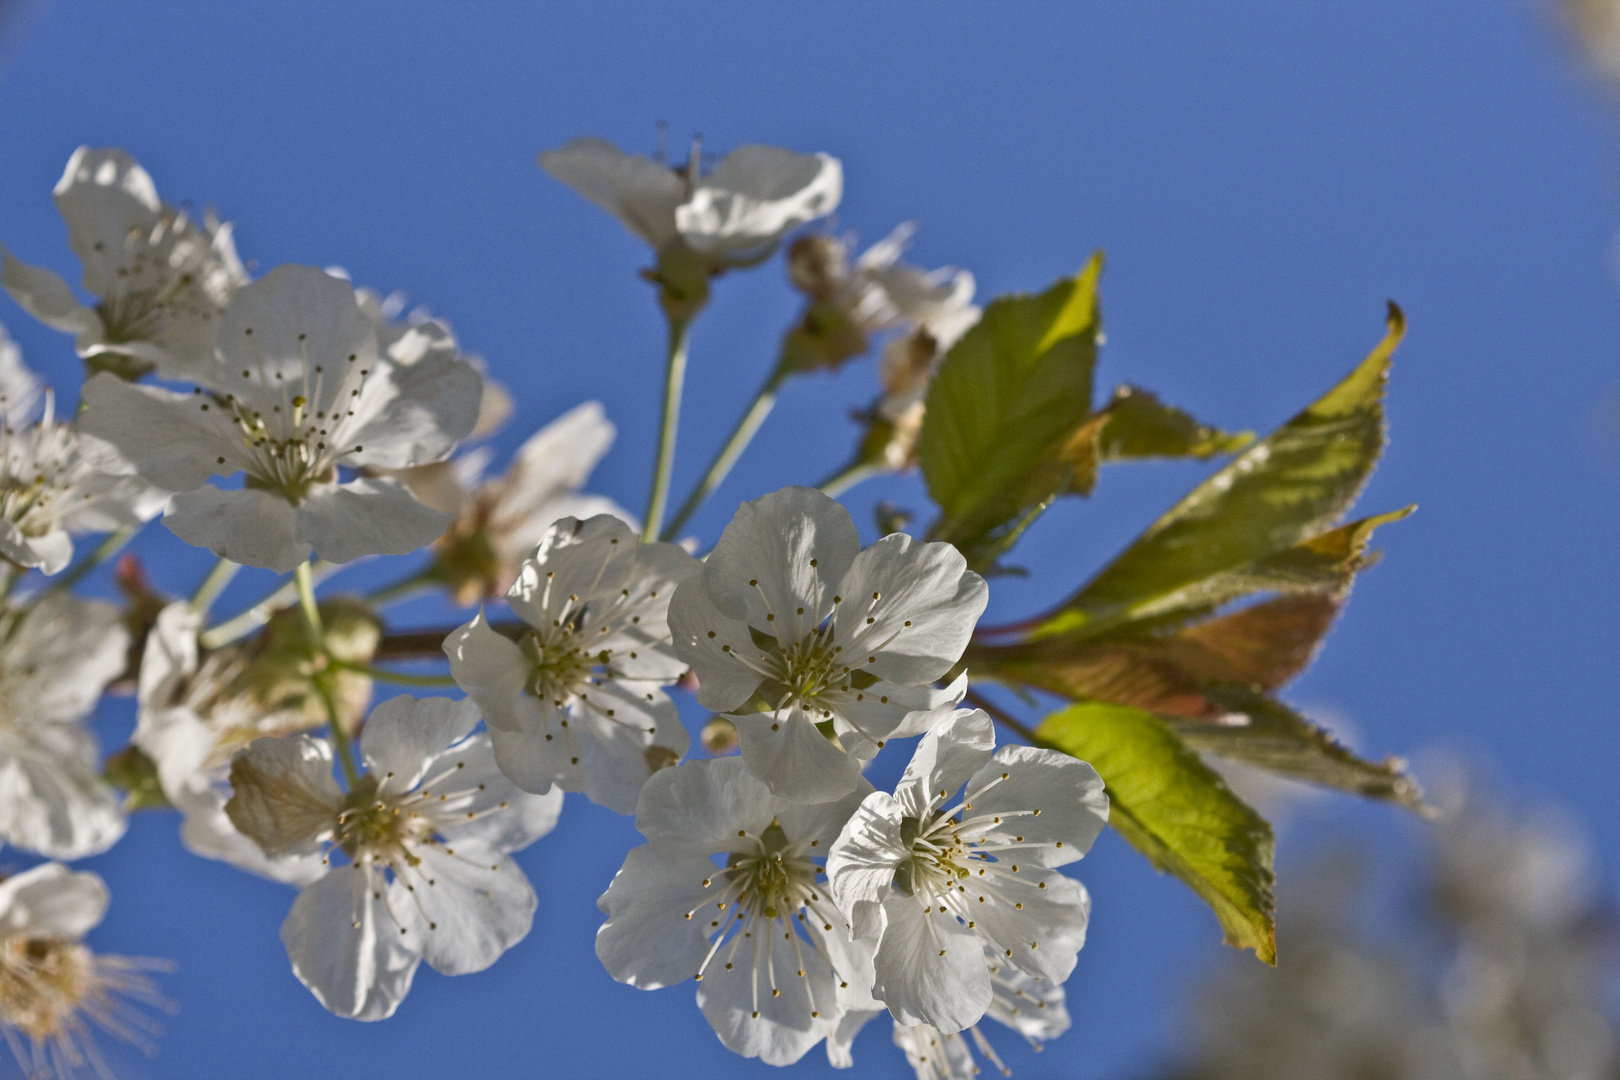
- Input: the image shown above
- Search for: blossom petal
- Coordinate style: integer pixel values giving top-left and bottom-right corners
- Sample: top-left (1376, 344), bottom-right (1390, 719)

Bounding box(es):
top-left (282, 866), bottom-right (420, 1021)
top-left (345, 344), bottom-right (482, 469)
top-left (895, 708), bottom-right (995, 821)
top-left (573, 685), bottom-right (687, 815)
top-left (166, 485), bottom-right (307, 573)
top-left (826, 1008), bottom-right (883, 1069)
top-left (0, 862), bottom-right (108, 940)
top-left (539, 137), bottom-right (685, 249)
top-left (702, 486), bottom-right (859, 644)
top-left (0, 249), bottom-right (99, 337)
top-left (732, 709), bottom-right (865, 803)
top-left (503, 514), bottom-right (637, 630)
top-left (79, 373), bottom-right (231, 493)
top-left (52, 147), bottom-right (160, 295)
top-left (826, 790), bottom-right (908, 925)
top-left (834, 533), bottom-right (987, 687)
top-left (966, 867), bottom-right (1091, 985)
top-left (967, 745), bottom-right (1108, 869)
top-left (678, 147), bottom-right (842, 259)
top-left (594, 844), bottom-right (715, 989)
top-left (445, 610), bottom-right (532, 734)
top-left (666, 576), bottom-right (764, 713)
top-left (215, 264), bottom-right (376, 386)
top-left (296, 476), bottom-right (450, 565)
top-left (872, 894), bottom-right (992, 1033)
top-left (696, 919), bottom-right (839, 1066)
top-left (0, 593), bottom-right (127, 725)
top-left (0, 727), bottom-right (126, 859)
top-left (135, 602), bottom-right (202, 708)
top-left (632, 756), bottom-right (781, 855)
top-left (400, 842), bottom-right (536, 976)
top-left (360, 694), bottom-right (481, 796)
top-left (427, 733), bottom-right (563, 852)
top-left (489, 401), bottom-right (616, 534)
top-left (224, 734), bottom-right (343, 858)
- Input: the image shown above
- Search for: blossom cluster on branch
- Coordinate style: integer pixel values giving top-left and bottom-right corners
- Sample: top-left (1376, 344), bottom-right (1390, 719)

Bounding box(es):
top-left (0, 135), bottom-right (1420, 1078)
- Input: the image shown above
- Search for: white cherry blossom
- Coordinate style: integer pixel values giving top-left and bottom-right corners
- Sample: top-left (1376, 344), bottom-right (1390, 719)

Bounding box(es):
top-left (1, 146), bottom-right (248, 382)
top-left (224, 695), bottom-right (562, 1020)
top-left (132, 602), bottom-right (327, 884)
top-left (595, 757), bottom-right (880, 1066)
top-left (0, 863), bottom-right (170, 1080)
top-left (0, 593), bottom-right (128, 859)
top-left (540, 137), bottom-right (842, 266)
top-left (825, 709), bottom-right (1108, 1033)
top-left (0, 325), bottom-right (158, 575)
top-left (668, 486), bottom-right (986, 802)
top-left (408, 402), bottom-right (633, 604)
top-left (445, 514), bottom-right (698, 813)
top-left (79, 264), bottom-right (484, 573)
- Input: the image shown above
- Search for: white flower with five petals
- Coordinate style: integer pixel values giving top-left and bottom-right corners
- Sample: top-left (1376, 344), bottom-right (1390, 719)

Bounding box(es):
top-left (595, 757), bottom-right (879, 1066)
top-left (668, 486), bottom-right (987, 803)
top-left (1, 146), bottom-right (248, 382)
top-left (0, 594), bottom-right (129, 859)
top-left (445, 514), bottom-right (698, 813)
top-left (0, 322), bottom-right (159, 575)
top-left (80, 264), bottom-right (483, 572)
top-left (540, 137), bottom-right (842, 267)
top-left (825, 709), bottom-right (1107, 1033)
top-left (224, 695), bottom-right (562, 1020)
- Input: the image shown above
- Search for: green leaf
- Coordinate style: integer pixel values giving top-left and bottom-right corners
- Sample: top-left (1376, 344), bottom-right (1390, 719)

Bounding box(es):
top-left (1037, 701), bottom-right (1276, 963)
top-left (1099, 385), bottom-right (1254, 461)
top-left (1030, 304), bottom-right (1405, 640)
top-left (920, 258), bottom-right (1103, 568)
top-left (1168, 686), bottom-right (1425, 810)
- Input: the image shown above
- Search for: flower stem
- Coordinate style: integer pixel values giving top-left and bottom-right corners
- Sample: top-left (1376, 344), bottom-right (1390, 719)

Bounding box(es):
top-left (294, 560), bottom-right (324, 642)
top-left (817, 460), bottom-right (881, 499)
top-left (642, 314), bottom-right (692, 543)
top-left (200, 562), bottom-right (337, 650)
top-left (327, 657), bottom-right (458, 688)
top-left (316, 677), bottom-right (362, 788)
top-left (189, 557), bottom-right (240, 614)
top-left (661, 367), bottom-right (785, 542)
top-left (47, 526), bottom-right (136, 594)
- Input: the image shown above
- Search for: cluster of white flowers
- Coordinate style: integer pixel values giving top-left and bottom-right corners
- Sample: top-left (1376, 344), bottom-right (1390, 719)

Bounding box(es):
top-left (0, 137), bottom-right (1108, 1079)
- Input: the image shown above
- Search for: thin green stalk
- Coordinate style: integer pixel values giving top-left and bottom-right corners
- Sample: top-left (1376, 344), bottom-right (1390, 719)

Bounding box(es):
top-left (642, 315), bottom-right (692, 543)
top-left (364, 567), bottom-right (435, 608)
top-left (316, 677), bottom-right (361, 788)
top-left (294, 560), bottom-right (324, 641)
top-left (189, 558), bottom-right (240, 614)
top-left (661, 367), bottom-right (785, 542)
top-left (328, 657), bottom-right (458, 688)
top-left (817, 459), bottom-right (882, 499)
top-left (200, 561), bottom-right (337, 650)
top-left (47, 527), bottom-right (135, 594)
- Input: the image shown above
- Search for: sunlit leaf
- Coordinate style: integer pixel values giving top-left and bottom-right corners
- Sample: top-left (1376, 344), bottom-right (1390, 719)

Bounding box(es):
top-left (1028, 305), bottom-right (1406, 640)
top-left (1037, 701), bottom-right (1276, 963)
top-left (920, 258), bottom-right (1102, 567)
top-left (1098, 385), bottom-right (1254, 461)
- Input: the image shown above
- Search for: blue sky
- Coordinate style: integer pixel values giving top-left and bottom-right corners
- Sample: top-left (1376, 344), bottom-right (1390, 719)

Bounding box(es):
top-left (0, 2), bottom-right (1616, 1078)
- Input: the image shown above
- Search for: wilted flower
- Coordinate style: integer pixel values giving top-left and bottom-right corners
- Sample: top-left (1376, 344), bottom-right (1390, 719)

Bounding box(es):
top-left (80, 264), bottom-right (484, 572)
top-left (445, 514), bottom-right (698, 813)
top-left (0, 322), bottom-right (159, 575)
top-left (225, 695), bottom-right (562, 1020)
top-left (781, 224), bottom-right (977, 377)
top-left (826, 709), bottom-right (1108, 1033)
top-left (0, 863), bottom-right (171, 1080)
top-left (1, 146), bottom-right (248, 382)
top-left (668, 486), bottom-right (986, 802)
top-left (132, 601), bottom-right (381, 883)
top-left (410, 402), bottom-right (632, 604)
top-left (0, 593), bottom-right (129, 859)
top-left (595, 757), bottom-right (880, 1066)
